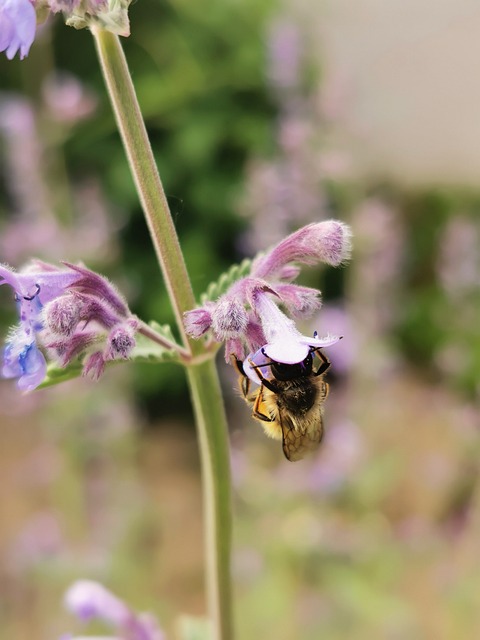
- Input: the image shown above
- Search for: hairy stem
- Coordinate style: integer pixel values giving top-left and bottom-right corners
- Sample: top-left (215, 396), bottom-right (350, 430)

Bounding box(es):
top-left (187, 360), bottom-right (233, 640)
top-left (92, 28), bottom-right (195, 350)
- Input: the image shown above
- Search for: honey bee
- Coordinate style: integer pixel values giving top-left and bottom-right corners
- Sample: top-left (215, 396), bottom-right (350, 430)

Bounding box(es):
top-left (232, 347), bottom-right (331, 461)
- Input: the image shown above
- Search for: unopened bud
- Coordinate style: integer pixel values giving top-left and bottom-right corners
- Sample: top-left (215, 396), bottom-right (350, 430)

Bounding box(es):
top-left (43, 294), bottom-right (82, 336)
top-left (104, 324), bottom-right (136, 361)
top-left (183, 307), bottom-right (212, 339)
top-left (211, 297), bottom-right (249, 340)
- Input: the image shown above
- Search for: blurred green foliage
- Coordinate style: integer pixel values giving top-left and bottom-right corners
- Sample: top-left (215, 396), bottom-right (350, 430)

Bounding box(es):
top-left (394, 190), bottom-right (480, 399)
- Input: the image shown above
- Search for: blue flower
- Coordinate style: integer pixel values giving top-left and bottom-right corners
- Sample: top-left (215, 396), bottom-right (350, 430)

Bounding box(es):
top-left (0, 0), bottom-right (36, 60)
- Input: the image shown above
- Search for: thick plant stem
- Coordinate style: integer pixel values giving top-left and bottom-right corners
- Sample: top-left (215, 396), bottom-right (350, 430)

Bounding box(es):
top-left (92, 28), bottom-right (233, 640)
top-left (187, 360), bottom-right (233, 640)
top-left (92, 28), bottom-right (195, 349)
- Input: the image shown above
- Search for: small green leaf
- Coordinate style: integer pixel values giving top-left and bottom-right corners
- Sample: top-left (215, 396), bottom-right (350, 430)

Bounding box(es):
top-left (200, 257), bottom-right (253, 304)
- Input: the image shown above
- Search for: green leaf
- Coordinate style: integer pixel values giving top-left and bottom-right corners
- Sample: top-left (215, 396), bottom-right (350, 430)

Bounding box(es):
top-left (200, 257), bottom-right (253, 304)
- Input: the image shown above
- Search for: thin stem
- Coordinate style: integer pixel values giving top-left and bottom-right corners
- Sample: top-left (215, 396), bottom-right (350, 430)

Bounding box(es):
top-left (92, 28), bottom-right (196, 351)
top-left (136, 318), bottom-right (191, 360)
top-left (92, 29), bottom-right (233, 640)
top-left (187, 359), bottom-right (233, 640)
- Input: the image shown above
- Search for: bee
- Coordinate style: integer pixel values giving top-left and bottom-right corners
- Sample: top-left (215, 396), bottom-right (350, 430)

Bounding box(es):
top-left (232, 347), bottom-right (331, 462)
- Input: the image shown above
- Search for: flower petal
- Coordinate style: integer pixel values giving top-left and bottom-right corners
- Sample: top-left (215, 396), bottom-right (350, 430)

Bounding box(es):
top-left (263, 340), bottom-right (309, 364)
top-left (0, 0), bottom-right (36, 60)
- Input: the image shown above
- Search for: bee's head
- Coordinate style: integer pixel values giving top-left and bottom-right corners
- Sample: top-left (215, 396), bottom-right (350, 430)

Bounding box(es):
top-left (269, 352), bottom-right (313, 381)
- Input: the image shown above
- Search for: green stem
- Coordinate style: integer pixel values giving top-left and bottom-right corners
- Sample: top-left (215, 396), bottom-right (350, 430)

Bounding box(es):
top-left (92, 28), bottom-right (195, 350)
top-left (187, 360), bottom-right (233, 640)
top-left (92, 29), bottom-right (233, 640)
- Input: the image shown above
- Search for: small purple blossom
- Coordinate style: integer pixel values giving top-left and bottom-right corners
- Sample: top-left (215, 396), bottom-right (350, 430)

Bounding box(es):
top-left (0, 0), bottom-right (36, 60)
top-left (184, 220), bottom-right (351, 367)
top-left (1, 260), bottom-right (138, 390)
top-left (64, 580), bottom-right (165, 640)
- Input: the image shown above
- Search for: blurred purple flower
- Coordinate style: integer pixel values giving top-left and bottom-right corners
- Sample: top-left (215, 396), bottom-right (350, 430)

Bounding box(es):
top-left (267, 19), bottom-right (302, 92)
top-left (64, 580), bottom-right (165, 640)
top-left (42, 72), bottom-right (98, 124)
top-left (184, 220), bottom-right (351, 370)
top-left (0, 0), bottom-right (36, 60)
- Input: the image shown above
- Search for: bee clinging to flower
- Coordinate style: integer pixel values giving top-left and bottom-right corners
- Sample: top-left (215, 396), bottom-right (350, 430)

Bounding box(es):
top-left (183, 220), bottom-right (352, 461)
top-left (232, 340), bottom-right (332, 461)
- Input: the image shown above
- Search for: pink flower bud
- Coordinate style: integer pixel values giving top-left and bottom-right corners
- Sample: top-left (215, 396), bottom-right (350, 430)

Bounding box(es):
top-left (211, 296), bottom-right (249, 340)
top-left (183, 307), bottom-right (213, 339)
top-left (104, 324), bottom-right (136, 361)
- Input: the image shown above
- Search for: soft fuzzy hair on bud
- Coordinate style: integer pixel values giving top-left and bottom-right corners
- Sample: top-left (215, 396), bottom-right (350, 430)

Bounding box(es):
top-left (63, 262), bottom-right (129, 317)
top-left (183, 307), bottom-right (213, 339)
top-left (43, 294), bottom-right (82, 336)
top-left (275, 283), bottom-right (322, 318)
top-left (211, 296), bottom-right (249, 340)
top-left (252, 220), bottom-right (352, 279)
top-left (82, 351), bottom-right (106, 381)
top-left (104, 324), bottom-right (136, 361)
top-left (76, 293), bottom-right (123, 330)
top-left (45, 330), bottom-right (98, 368)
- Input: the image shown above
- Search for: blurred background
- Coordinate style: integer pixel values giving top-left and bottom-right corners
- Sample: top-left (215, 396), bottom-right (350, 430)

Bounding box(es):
top-left (1, 0), bottom-right (480, 638)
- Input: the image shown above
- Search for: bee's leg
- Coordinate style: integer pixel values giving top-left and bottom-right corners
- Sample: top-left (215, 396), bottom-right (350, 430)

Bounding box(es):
top-left (311, 348), bottom-right (331, 376)
top-left (249, 362), bottom-right (280, 394)
top-left (230, 354), bottom-right (251, 399)
top-left (252, 385), bottom-right (273, 422)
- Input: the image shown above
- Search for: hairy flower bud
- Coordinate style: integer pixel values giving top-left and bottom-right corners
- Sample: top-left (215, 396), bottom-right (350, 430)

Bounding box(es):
top-left (104, 323), bottom-right (136, 361)
top-left (183, 307), bottom-right (213, 339)
top-left (43, 294), bottom-right (82, 336)
top-left (211, 296), bottom-right (249, 340)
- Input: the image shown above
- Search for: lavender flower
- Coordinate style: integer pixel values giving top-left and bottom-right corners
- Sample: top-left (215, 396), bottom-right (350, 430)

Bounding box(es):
top-left (184, 220), bottom-right (351, 372)
top-left (64, 580), bottom-right (165, 640)
top-left (1, 260), bottom-right (138, 390)
top-left (0, 0), bottom-right (36, 60)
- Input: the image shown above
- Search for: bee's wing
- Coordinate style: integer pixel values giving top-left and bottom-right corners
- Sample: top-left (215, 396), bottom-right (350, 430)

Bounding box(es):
top-left (280, 408), bottom-right (324, 462)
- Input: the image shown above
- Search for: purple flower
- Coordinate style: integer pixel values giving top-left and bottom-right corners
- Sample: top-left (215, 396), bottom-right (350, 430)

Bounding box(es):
top-left (0, 262), bottom-right (81, 390)
top-left (184, 220), bottom-right (351, 368)
top-left (1, 260), bottom-right (138, 390)
top-left (64, 580), bottom-right (165, 640)
top-left (0, 0), bottom-right (36, 60)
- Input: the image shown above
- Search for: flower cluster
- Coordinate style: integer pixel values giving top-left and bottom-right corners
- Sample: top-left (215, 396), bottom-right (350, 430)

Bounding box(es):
top-left (184, 220), bottom-right (351, 377)
top-left (64, 579), bottom-right (165, 640)
top-left (0, 260), bottom-right (137, 391)
top-left (0, 0), bottom-right (131, 61)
